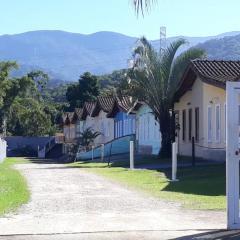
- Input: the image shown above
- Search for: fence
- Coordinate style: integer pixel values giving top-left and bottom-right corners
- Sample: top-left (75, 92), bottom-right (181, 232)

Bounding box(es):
top-left (76, 134), bottom-right (135, 161)
top-left (0, 138), bottom-right (7, 163)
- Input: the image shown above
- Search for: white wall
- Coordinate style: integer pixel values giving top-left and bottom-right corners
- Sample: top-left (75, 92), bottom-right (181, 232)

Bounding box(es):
top-left (0, 138), bottom-right (7, 163)
top-left (136, 104), bottom-right (161, 155)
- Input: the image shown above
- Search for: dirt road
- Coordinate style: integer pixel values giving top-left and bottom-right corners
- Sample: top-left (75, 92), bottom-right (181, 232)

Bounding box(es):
top-left (0, 163), bottom-right (226, 239)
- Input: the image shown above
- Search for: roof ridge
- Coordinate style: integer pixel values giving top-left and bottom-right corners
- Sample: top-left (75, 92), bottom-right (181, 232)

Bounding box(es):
top-left (192, 59), bottom-right (240, 63)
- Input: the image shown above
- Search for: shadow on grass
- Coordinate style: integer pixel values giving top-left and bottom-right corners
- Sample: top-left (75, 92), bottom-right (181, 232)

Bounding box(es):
top-left (161, 164), bottom-right (226, 196)
top-left (28, 157), bottom-right (70, 164)
top-left (171, 229), bottom-right (240, 240)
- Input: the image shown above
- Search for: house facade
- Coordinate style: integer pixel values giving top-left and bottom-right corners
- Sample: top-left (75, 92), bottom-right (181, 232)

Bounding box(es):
top-left (81, 102), bottom-right (96, 132)
top-left (134, 103), bottom-right (161, 155)
top-left (107, 97), bottom-right (136, 138)
top-left (174, 59), bottom-right (240, 161)
top-left (91, 96), bottom-right (115, 145)
top-left (62, 112), bottom-right (76, 154)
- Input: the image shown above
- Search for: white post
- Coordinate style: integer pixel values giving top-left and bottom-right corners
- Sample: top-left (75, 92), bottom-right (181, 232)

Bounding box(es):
top-left (226, 82), bottom-right (240, 229)
top-left (101, 144), bottom-right (104, 162)
top-left (175, 135), bottom-right (179, 154)
top-left (172, 142), bottom-right (178, 181)
top-left (130, 141), bottom-right (134, 170)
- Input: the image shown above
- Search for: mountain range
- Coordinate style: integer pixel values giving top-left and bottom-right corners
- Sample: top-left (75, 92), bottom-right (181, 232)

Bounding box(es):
top-left (0, 30), bottom-right (240, 82)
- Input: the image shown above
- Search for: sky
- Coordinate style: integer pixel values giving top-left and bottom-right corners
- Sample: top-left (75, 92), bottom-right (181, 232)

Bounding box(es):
top-left (1, 0), bottom-right (240, 39)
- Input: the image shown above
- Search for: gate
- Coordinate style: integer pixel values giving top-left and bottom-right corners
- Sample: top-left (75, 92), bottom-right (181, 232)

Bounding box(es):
top-left (226, 82), bottom-right (240, 229)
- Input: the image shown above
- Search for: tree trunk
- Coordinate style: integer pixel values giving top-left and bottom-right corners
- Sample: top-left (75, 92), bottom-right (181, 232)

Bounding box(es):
top-left (159, 109), bottom-right (172, 158)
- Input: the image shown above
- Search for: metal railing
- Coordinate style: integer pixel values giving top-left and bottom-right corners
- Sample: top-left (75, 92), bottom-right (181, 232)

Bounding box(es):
top-left (76, 134), bottom-right (135, 161)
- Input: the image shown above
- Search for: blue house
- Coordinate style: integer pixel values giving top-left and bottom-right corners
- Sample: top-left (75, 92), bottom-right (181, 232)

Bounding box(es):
top-left (107, 97), bottom-right (136, 138)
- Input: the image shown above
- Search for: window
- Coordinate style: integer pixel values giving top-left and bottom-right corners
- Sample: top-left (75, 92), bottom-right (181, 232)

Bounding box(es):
top-left (182, 110), bottom-right (186, 141)
top-left (195, 108), bottom-right (199, 142)
top-left (215, 104), bottom-right (221, 143)
top-left (188, 109), bottom-right (192, 141)
top-left (208, 106), bottom-right (212, 142)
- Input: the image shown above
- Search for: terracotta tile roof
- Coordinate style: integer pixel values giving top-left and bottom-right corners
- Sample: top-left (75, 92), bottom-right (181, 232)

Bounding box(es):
top-left (116, 96), bottom-right (135, 112)
top-left (107, 96), bottom-right (136, 118)
top-left (74, 108), bottom-right (83, 118)
top-left (191, 59), bottom-right (240, 83)
top-left (91, 96), bottom-right (115, 117)
top-left (81, 101), bottom-right (96, 120)
top-left (174, 59), bottom-right (240, 101)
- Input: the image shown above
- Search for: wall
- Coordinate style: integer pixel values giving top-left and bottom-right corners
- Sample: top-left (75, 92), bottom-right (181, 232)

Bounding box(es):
top-left (114, 112), bottom-right (136, 138)
top-left (93, 110), bottom-right (114, 146)
top-left (83, 116), bottom-right (95, 131)
top-left (0, 138), bottom-right (7, 163)
top-left (5, 136), bottom-right (53, 157)
top-left (136, 104), bottom-right (161, 155)
top-left (63, 124), bottom-right (76, 143)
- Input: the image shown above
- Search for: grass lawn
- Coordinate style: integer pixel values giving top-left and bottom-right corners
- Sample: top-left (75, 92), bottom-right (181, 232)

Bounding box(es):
top-left (71, 160), bottom-right (226, 210)
top-left (0, 158), bottom-right (30, 215)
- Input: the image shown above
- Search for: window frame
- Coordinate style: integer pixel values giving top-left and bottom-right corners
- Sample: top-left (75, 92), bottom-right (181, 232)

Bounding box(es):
top-left (207, 105), bottom-right (213, 143)
top-left (182, 110), bottom-right (186, 141)
top-left (195, 107), bottom-right (199, 142)
top-left (215, 104), bottom-right (221, 143)
top-left (188, 108), bottom-right (192, 142)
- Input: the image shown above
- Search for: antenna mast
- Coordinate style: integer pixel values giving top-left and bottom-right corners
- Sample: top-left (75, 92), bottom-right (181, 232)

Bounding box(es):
top-left (160, 26), bottom-right (166, 57)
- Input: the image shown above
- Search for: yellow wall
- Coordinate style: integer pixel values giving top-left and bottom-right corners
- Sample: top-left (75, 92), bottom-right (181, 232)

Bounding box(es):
top-left (174, 77), bottom-right (203, 156)
top-left (174, 77), bottom-right (226, 159)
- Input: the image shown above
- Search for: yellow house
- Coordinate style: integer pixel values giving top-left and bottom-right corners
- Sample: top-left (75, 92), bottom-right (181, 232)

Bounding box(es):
top-left (174, 59), bottom-right (240, 161)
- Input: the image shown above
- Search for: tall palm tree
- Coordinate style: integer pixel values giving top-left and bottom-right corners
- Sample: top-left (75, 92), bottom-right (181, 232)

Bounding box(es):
top-left (133, 0), bottom-right (157, 16)
top-left (130, 37), bottom-right (205, 156)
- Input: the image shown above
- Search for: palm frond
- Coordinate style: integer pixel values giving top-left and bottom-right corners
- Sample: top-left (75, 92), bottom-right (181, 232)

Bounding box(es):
top-left (133, 0), bottom-right (157, 16)
top-left (168, 48), bottom-right (206, 100)
top-left (160, 38), bottom-right (186, 98)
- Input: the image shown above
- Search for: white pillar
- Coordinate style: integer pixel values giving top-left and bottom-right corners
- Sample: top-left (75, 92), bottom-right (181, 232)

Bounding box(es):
top-left (172, 142), bottom-right (178, 181)
top-left (175, 135), bottom-right (179, 154)
top-left (130, 141), bottom-right (134, 170)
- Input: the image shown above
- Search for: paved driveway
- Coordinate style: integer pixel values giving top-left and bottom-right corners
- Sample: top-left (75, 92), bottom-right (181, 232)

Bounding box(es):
top-left (0, 163), bottom-right (226, 239)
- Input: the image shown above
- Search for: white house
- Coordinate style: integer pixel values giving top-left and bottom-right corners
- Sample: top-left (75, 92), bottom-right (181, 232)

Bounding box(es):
top-left (133, 102), bottom-right (161, 155)
top-left (91, 96), bottom-right (115, 146)
top-left (81, 102), bottom-right (96, 132)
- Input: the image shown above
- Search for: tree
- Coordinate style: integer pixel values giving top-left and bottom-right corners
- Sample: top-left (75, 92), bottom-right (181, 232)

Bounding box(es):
top-left (131, 37), bottom-right (205, 157)
top-left (7, 97), bottom-right (54, 136)
top-left (78, 127), bottom-right (101, 150)
top-left (66, 72), bottom-right (100, 110)
top-left (0, 61), bottom-right (58, 136)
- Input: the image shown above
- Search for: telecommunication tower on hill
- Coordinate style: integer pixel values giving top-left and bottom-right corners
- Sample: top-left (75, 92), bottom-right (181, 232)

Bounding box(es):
top-left (160, 26), bottom-right (167, 56)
